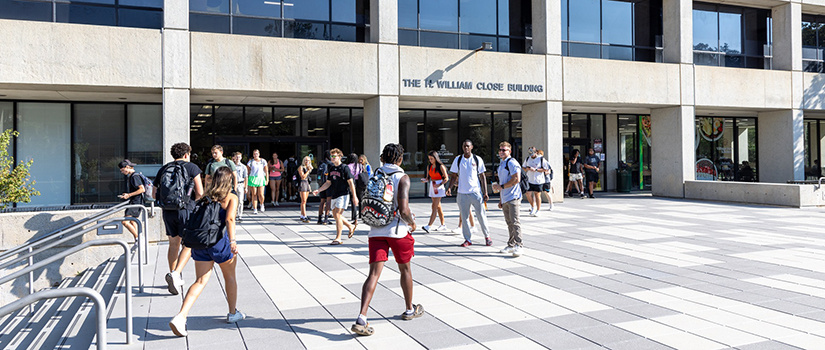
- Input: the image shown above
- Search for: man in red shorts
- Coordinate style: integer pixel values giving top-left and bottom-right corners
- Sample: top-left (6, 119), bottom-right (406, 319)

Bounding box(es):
top-left (352, 143), bottom-right (424, 336)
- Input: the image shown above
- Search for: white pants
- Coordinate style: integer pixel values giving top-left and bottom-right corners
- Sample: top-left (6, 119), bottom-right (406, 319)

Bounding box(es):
top-left (236, 184), bottom-right (246, 218)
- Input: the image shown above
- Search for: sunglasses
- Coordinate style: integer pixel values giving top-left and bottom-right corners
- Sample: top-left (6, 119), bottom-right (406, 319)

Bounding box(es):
top-left (331, 155), bottom-right (340, 158)
top-left (498, 148), bottom-right (510, 152)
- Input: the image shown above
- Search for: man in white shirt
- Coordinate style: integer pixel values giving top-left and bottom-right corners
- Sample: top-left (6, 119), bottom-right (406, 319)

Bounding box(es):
top-left (523, 148), bottom-right (549, 216)
top-left (448, 140), bottom-right (491, 247)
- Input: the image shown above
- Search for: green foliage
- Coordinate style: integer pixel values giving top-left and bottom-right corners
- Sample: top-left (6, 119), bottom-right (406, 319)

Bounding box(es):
top-left (0, 130), bottom-right (40, 208)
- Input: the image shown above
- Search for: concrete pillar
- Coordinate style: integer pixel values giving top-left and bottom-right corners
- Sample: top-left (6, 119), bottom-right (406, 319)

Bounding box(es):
top-left (162, 0), bottom-right (190, 163)
top-left (363, 96), bottom-right (399, 166)
top-left (662, 0), bottom-right (692, 64)
top-left (651, 106), bottom-right (695, 198)
top-left (522, 101), bottom-right (563, 202)
top-left (605, 114), bottom-right (619, 191)
top-left (370, 0), bottom-right (397, 44)
top-left (757, 109), bottom-right (805, 182)
top-left (772, 3), bottom-right (802, 71)
top-left (532, 0), bottom-right (561, 55)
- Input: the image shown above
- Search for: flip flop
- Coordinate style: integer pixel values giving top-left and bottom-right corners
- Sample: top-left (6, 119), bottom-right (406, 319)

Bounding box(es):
top-left (329, 240), bottom-right (343, 245)
top-left (348, 224), bottom-right (357, 239)
top-left (351, 322), bottom-right (374, 336)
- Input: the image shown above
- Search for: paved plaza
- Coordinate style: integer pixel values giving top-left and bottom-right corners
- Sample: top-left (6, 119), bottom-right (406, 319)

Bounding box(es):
top-left (123, 194), bottom-right (825, 349)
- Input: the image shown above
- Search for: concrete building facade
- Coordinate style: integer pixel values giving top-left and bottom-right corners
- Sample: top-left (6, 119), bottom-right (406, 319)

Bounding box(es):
top-left (1, 0), bottom-right (824, 206)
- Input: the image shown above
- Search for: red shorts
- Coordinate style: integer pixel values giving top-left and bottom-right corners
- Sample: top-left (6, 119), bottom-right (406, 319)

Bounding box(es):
top-left (368, 234), bottom-right (415, 264)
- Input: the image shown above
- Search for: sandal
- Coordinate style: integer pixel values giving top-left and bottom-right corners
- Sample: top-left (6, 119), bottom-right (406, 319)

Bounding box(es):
top-left (329, 240), bottom-right (343, 245)
top-left (400, 304), bottom-right (424, 320)
top-left (348, 224), bottom-right (357, 239)
top-left (351, 322), bottom-right (374, 336)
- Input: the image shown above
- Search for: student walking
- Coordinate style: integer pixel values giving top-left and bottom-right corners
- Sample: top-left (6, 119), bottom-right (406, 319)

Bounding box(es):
top-left (117, 159), bottom-right (145, 239)
top-left (536, 150), bottom-right (554, 210)
top-left (523, 147), bottom-right (550, 216)
top-left (347, 153), bottom-right (366, 224)
top-left (313, 148), bottom-right (358, 245)
top-left (205, 145), bottom-right (237, 188)
top-left (448, 139), bottom-right (491, 247)
top-left (268, 152), bottom-right (284, 206)
top-left (153, 143), bottom-right (204, 296)
top-left (566, 149), bottom-right (585, 198)
top-left (246, 150), bottom-right (268, 214)
top-left (359, 154), bottom-right (372, 178)
top-left (232, 152), bottom-right (248, 222)
top-left (316, 151), bottom-right (333, 225)
top-left (285, 155), bottom-right (299, 201)
top-left (421, 150), bottom-right (449, 233)
top-left (583, 147), bottom-right (601, 198)
top-left (169, 167), bottom-right (245, 337)
top-left (493, 142), bottom-right (524, 257)
top-left (352, 143), bottom-right (423, 336)
top-left (297, 156), bottom-right (313, 223)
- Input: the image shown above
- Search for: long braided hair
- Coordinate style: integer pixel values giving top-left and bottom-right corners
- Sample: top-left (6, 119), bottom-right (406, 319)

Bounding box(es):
top-left (381, 143), bottom-right (404, 165)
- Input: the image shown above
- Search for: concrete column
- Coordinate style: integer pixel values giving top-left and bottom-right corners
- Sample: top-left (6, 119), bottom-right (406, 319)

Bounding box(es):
top-left (662, 0), bottom-right (692, 64)
top-left (370, 0), bottom-right (397, 44)
top-left (605, 114), bottom-right (619, 191)
top-left (363, 96), bottom-right (399, 166)
top-left (162, 0), bottom-right (190, 163)
top-left (772, 3), bottom-right (802, 71)
top-left (532, 0), bottom-right (562, 55)
top-left (757, 109), bottom-right (805, 182)
top-left (522, 101), bottom-right (563, 202)
top-left (651, 106), bottom-right (695, 198)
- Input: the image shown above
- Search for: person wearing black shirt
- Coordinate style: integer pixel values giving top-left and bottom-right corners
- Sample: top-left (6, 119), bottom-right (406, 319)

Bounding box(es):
top-left (153, 142), bottom-right (204, 296)
top-left (583, 148), bottom-right (601, 199)
top-left (313, 148), bottom-right (358, 245)
top-left (118, 159), bottom-right (145, 240)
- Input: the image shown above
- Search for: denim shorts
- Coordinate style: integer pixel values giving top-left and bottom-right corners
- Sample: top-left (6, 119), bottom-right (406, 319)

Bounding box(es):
top-left (190, 233), bottom-right (234, 264)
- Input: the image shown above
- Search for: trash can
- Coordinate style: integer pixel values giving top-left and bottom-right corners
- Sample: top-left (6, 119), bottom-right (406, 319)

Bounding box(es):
top-left (617, 169), bottom-right (632, 193)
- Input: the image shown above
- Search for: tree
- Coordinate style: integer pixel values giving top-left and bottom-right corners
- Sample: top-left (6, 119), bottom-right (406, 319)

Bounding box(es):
top-left (0, 130), bottom-right (40, 208)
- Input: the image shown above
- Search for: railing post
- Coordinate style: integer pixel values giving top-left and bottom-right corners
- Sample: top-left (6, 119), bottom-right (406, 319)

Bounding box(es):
top-left (27, 247), bottom-right (33, 316)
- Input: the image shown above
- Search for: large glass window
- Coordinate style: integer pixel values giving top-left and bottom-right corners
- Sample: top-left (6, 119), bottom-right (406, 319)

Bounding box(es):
top-left (73, 104), bottom-right (126, 204)
top-left (398, 0), bottom-right (532, 53)
top-left (693, 3), bottom-right (771, 69)
top-left (804, 118), bottom-right (825, 179)
top-left (399, 110), bottom-right (426, 196)
top-left (0, 0), bottom-right (162, 29)
top-left (618, 115), bottom-right (652, 190)
top-left (16, 103), bottom-right (71, 207)
top-left (562, 0), bottom-right (662, 62)
top-left (563, 113), bottom-right (606, 191)
top-left (802, 15), bottom-right (825, 73)
top-left (695, 116), bottom-right (758, 182)
top-left (191, 0), bottom-right (369, 42)
top-left (127, 104), bottom-right (163, 176)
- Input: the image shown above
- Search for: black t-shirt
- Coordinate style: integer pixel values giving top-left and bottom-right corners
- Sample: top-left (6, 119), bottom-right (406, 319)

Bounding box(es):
top-left (153, 161), bottom-right (203, 211)
top-left (327, 163), bottom-right (353, 199)
top-left (127, 173), bottom-right (145, 206)
top-left (569, 158), bottom-right (582, 174)
top-left (584, 155), bottom-right (600, 173)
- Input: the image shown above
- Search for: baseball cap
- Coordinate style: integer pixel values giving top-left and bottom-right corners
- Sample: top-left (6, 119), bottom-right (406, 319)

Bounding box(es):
top-left (118, 159), bottom-right (137, 169)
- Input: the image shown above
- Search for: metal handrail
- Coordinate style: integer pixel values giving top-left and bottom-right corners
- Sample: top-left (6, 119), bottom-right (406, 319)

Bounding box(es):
top-left (0, 287), bottom-right (107, 350)
top-left (0, 238), bottom-right (133, 345)
top-left (0, 201), bottom-right (130, 261)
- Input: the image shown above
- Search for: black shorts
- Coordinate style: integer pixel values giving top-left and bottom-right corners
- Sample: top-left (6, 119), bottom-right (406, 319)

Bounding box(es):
top-left (125, 207), bottom-right (142, 218)
top-left (585, 172), bottom-right (599, 183)
top-left (162, 209), bottom-right (190, 238)
top-left (528, 183), bottom-right (543, 192)
top-left (319, 189), bottom-right (331, 199)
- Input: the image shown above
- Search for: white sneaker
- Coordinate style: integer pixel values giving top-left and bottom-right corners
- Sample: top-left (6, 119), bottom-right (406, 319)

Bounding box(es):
top-left (531, 209), bottom-right (538, 217)
top-left (512, 246), bottom-right (523, 257)
top-left (260, 204), bottom-right (265, 212)
top-left (500, 246), bottom-right (514, 254)
top-left (274, 201), bottom-right (279, 207)
top-left (165, 271), bottom-right (184, 295)
top-left (253, 209), bottom-right (258, 214)
top-left (169, 314), bottom-right (187, 337)
top-left (270, 201), bottom-right (276, 206)
top-left (227, 309), bottom-right (246, 323)
top-left (436, 225), bottom-right (448, 232)
top-left (452, 228), bottom-right (462, 234)
top-left (422, 225), bottom-right (430, 233)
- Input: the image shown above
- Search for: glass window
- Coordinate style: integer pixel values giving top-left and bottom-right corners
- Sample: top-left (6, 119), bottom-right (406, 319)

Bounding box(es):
top-left (0, 0), bottom-right (53, 22)
top-left (285, 21), bottom-right (330, 40)
top-left (460, 34), bottom-right (497, 51)
top-left (493, 112), bottom-right (511, 156)
top-left (426, 111), bottom-right (459, 165)
top-left (244, 106), bottom-right (272, 137)
top-left (329, 109), bottom-right (352, 153)
top-left (693, 3), bottom-right (770, 69)
top-left (568, 0), bottom-right (600, 43)
top-left (190, 105), bottom-right (213, 168)
top-left (602, 0), bottom-right (633, 46)
top-left (214, 106), bottom-right (244, 136)
top-left (302, 107), bottom-right (327, 137)
top-left (719, 10), bottom-right (742, 55)
top-left (120, 0), bottom-right (163, 8)
top-left (73, 104), bottom-right (126, 204)
top-left (399, 29), bottom-right (418, 45)
top-left (273, 107), bottom-right (299, 136)
top-left (232, 0), bottom-right (280, 17)
top-left (190, 0), bottom-right (229, 14)
top-left (420, 31), bottom-right (458, 49)
top-left (695, 116), bottom-right (757, 181)
top-left (17, 103), bottom-right (72, 207)
top-left (234, 17), bottom-right (282, 37)
top-left (126, 105), bottom-right (163, 175)
top-left (419, 0), bottom-right (457, 31)
top-left (56, 3), bottom-right (117, 26)
top-left (460, 0), bottom-right (496, 35)
top-left (351, 109), bottom-right (363, 156)
top-left (190, 13), bottom-right (231, 33)
top-left (118, 8), bottom-right (162, 29)
top-left (331, 0), bottom-right (356, 23)
top-left (399, 110), bottom-right (426, 196)
top-left (0, 102), bottom-right (12, 169)
top-left (803, 119), bottom-right (824, 179)
top-left (398, 0), bottom-right (417, 28)
top-left (459, 111), bottom-right (492, 167)
top-left (693, 9), bottom-right (718, 51)
top-left (284, 0), bottom-right (329, 21)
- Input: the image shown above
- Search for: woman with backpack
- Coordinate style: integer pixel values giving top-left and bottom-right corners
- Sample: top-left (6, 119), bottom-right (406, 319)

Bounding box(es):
top-left (348, 153), bottom-right (366, 224)
top-left (169, 166), bottom-right (244, 337)
top-left (421, 151), bottom-right (449, 233)
top-left (246, 149), bottom-right (268, 214)
top-left (359, 154), bottom-right (372, 177)
top-left (297, 156), bottom-right (313, 223)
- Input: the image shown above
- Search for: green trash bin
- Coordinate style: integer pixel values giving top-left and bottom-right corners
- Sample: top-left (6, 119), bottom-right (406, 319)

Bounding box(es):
top-left (617, 169), bottom-right (632, 193)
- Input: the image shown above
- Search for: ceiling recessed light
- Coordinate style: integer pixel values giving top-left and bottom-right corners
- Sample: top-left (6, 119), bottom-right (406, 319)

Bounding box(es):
top-left (118, 97), bottom-right (127, 100)
top-left (269, 101), bottom-right (277, 104)
top-left (610, 110), bottom-right (617, 112)
top-left (436, 106), bottom-right (443, 108)
top-left (484, 107), bottom-right (491, 109)
top-left (206, 99), bottom-right (214, 102)
top-left (329, 102), bottom-right (337, 105)
top-left (0, 94), bottom-right (8, 97)
top-left (571, 109), bottom-right (578, 112)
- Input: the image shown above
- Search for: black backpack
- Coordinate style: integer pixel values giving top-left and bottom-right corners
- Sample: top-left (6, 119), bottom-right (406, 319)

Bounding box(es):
top-left (505, 158), bottom-right (530, 194)
top-left (182, 196), bottom-right (223, 249)
top-left (360, 169), bottom-right (400, 227)
top-left (317, 161), bottom-right (329, 184)
top-left (355, 164), bottom-right (369, 190)
top-left (157, 161), bottom-right (192, 210)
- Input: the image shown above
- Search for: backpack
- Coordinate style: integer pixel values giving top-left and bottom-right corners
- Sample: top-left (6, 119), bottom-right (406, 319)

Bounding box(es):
top-left (317, 161), bottom-right (329, 184)
top-left (135, 172), bottom-right (154, 202)
top-left (157, 161), bottom-right (192, 211)
top-left (286, 158), bottom-right (299, 178)
top-left (505, 158), bottom-right (530, 194)
top-left (182, 196), bottom-right (223, 249)
top-left (541, 158), bottom-right (553, 183)
top-left (360, 168), bottom-right (401, 227)
top-left (355, 164), bottom-right (369, 190)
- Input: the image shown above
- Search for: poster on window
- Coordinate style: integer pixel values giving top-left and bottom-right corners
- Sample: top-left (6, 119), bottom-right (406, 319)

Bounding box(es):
top-left (695, 158), bottom-right (717, 181)
top-left (699, 117), bottom-right (724, 141)
top-left (593, 139), bottom-right (603, 153)
top-left (640, 115), bottom-right (652, 146)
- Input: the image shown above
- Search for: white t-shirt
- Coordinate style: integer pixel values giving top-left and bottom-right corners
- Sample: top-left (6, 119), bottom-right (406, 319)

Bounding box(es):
top-left (523, 156), bottom-right (546, 185)
top-left (449, 155), bottom-right (486, 194)
top-left (247, 159), bottom-right (267, 177)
